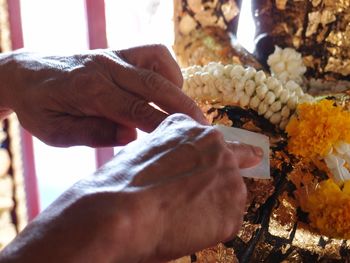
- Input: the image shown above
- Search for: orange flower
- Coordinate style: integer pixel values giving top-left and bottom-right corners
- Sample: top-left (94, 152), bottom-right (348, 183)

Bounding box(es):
top-left (286, 100), bottom-right (350, 158)
top-left (304, 179), bottom-right (350, 239)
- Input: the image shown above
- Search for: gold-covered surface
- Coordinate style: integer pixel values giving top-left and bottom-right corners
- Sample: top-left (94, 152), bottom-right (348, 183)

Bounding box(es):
top-left (237, 221), bottom-right (260, 244)
top-left (253, 0), bottom-right (350, 80)
top-left (173, 0), bottom-right (262, 68)
top-left (195, 243), bottom-right (238, 263)
top-left (195, 105), bottom-right (350, 262)
top-left (291, 223), bottom-right (343, 260)
top-left (268, 192), bottom-right (297, 240)
top-left (173, 1), bottom-right (350, 261)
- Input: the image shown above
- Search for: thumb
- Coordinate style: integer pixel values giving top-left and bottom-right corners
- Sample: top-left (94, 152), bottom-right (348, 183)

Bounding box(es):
top-left (42, 116), bottom-right (137, 147)
top-left (227, 142), bottom-right (263, 169)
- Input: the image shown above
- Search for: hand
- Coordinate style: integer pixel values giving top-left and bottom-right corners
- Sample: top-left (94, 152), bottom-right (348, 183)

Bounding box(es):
top-left (0, 45), bottom-right (207, 147)
top-left (0, 114), bottom-right (262, 263)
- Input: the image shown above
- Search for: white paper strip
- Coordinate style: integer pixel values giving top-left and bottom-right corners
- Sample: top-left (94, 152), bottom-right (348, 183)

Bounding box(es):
top-left (215, 125), bottom-right (270, 179)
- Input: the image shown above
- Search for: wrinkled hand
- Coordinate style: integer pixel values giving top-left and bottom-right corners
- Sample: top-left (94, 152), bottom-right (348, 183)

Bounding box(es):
top-left (0, 114), bottom-right (262, 263)
top-left (0, 45), bottom-right (206, 147)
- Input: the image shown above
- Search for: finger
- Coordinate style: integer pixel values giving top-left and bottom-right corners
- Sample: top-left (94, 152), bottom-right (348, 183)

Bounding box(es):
top-left (107, 63), bottom-right (208, 125)
top-left (227, 142), bottom-right (263, 169)
top-left (96, 86), bottom-right (168, 132)
top-left (104, 47), bottom-right (207, 125)
top-left (41, 116), bottom-right (137, 147)
top-left (152, 113), bottom-right (205, 137)
top-left (118, 44), bottom-right (183, 87)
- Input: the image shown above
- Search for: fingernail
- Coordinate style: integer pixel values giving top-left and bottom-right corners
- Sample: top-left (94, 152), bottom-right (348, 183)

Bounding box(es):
top-left (252, 146), bottom-right (263, 157)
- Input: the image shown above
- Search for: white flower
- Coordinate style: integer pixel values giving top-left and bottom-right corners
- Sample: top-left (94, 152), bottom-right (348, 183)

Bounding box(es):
top-left (267, 46), bottom-right (307, 85)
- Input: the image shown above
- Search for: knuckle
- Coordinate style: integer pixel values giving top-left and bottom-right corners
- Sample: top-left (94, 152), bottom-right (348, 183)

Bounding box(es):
top-left (202, 127), bottom-right (225, 148)
top-left (73, 54), bottom-right (100, 71)
top-left (161, 114), bottom-right (203, 136)
top-left (206, 127), bottom-right (223, 140)
top-left (129, 100), bottom-right (150, 118)
top-left (139, 70), bottom-right (163, 98)
top-left (165, 113), bottom-right (193, 123)
top-left (91, 51), bottom-right (114, 64)
top-left (185, 123), bottom-right (208, 137)
top-left (128, 100), bottom-right (162, 127)
top-left (150, 44), bottom-right (169, 56)
top-left (179, 127), bottom-right (226, 166)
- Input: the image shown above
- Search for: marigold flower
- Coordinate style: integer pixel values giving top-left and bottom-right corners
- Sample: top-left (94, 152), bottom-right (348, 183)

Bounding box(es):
top-left (304, 179), bottom-right (350, 239)
top-left (286, 100), bottom-right (350, 158)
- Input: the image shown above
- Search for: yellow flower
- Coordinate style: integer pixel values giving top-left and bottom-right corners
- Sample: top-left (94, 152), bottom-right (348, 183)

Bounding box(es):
top-left (304, 179), bottom-right (350, 239)
top-left (286, 100), bottom-right (350, 158)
